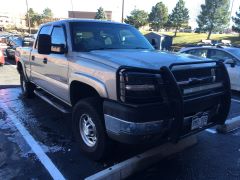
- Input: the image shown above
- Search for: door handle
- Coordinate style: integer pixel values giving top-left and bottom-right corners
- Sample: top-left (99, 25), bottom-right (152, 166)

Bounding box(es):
top-left (43, 58), bottom-right (48, 64)
top-left (31, 55), bottom-right (35, 61)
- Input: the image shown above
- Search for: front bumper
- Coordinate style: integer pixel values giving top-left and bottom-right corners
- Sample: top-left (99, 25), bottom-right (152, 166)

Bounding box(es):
top-left (104, 113), bottom-right (172, 144)
top-left (103, 96), bottom-right (220, 144)
top-left (104, 61), bottom-right (231, 144)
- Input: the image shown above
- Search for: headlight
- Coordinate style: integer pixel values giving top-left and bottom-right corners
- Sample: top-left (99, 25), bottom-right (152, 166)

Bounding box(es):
top-left (118, 69), bottom-right (164, 104)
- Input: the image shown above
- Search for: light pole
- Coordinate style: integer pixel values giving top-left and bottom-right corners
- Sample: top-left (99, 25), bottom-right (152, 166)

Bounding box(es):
top-left (230, 0), bottom-right (235, 16)
top-left (230, 0), bottom-right (235, 26)
top-left (121, 0), bottom-right (125, 23)
top-left (25, 0), bottom-right (31, 34)
top-left (70, 0), bottom-right (75, 18)
top-left (70, 0), bottom-right (74, 12)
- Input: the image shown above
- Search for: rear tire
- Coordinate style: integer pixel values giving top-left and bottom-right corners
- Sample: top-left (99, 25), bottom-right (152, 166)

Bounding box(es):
top-left (20, 72), bottom-right (35, 98)
top-left (72, 98), bottom-right (110, 161)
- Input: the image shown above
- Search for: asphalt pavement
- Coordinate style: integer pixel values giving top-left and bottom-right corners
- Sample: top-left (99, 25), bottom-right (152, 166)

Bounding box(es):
top-left (0, 58), bottom-right (240, 180)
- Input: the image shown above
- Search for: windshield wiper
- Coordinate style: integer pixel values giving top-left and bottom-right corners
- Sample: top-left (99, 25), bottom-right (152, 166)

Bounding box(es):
top-left (132, 47), bottom-right (150, 49)
top-left (89, 47), bottom-right (122, 51)
top-left (88, 47), bottom-right (150, 51)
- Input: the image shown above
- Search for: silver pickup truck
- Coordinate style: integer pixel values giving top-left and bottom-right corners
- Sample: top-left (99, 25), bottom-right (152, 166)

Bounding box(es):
top-left (16, 19), bottom-right (231, 160)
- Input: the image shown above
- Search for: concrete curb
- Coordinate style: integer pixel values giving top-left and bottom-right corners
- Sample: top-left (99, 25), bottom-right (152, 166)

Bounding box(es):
top-left (216, 116), bottom-right (240, 133)
top-left (85, 136), bottom-right (197, 180)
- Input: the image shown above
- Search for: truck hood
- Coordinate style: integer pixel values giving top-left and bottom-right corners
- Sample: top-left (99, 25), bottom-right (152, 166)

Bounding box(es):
top-left (77, 49), bottom-right (209, 70)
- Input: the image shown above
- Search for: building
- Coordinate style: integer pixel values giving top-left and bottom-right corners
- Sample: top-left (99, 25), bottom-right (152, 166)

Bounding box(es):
top-left (68, 11), bottom-right (112, 20)
top-left (0, 12), bottom-right (26, 30)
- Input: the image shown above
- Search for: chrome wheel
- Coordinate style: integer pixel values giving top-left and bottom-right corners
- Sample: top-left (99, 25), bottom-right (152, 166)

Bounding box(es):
top-left (79, 114), bottom-right (97, 147)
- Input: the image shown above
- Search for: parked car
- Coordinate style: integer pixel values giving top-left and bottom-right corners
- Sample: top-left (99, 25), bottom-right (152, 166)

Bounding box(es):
top-left (5, 37), bottom-right (23, 59)
top-left (0, 43), bottom-right (7, 65)
top-left (0, 34), bottom-right (11, 44)
top-left (16, 19), bottom-right (231, 160)
top-left (0, 48), bottom-right (5, 65)
top-left (6, 36), bottom-right (34, 60)
top-left (179, 46), bottom-right (240, 91)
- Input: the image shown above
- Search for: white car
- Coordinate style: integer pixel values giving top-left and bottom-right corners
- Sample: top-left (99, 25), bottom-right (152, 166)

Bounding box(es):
top-left (179, 46), bottom-right (240, 91)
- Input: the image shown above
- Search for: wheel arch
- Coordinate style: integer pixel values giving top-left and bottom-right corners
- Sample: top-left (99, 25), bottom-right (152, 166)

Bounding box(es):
top-left (69, 74), bottom-right (108, 106)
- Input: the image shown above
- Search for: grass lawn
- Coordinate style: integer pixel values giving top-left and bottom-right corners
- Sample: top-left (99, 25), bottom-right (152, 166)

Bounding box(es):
top-left (142, 31), bottom-right (240, 48)
top-left (164, 32), bottom-right (240, 46)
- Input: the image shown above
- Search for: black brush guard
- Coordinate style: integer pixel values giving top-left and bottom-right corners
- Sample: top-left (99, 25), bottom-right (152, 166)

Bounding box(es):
top-left (161, 61), bottom-right (231, 142)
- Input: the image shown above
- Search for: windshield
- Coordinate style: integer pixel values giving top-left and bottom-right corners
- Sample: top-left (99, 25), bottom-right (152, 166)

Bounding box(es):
top-left (227, 48), bottom-right (240, 59)
top-left (70, 22), bottom-right (154, 52)
top-left (11, 37), bottom-right (23, 46)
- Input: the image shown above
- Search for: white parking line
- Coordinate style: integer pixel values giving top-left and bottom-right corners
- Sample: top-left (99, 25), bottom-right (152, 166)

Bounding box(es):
top-left (4, 61), bottom-right (16, 67)
top-left (232, 98), bottom-right (240, 103)
top-left (205, 129), bottom-right (217, 134)
top-left (0, 103), bottom-right (66, 180)
top-left (205, 98), bottom-right (240, 134)
top-left (85, 136), bottom-right (197, 180)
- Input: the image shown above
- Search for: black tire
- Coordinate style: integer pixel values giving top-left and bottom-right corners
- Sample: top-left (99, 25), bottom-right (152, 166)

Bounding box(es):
top-left (20, 72), bottom-right (35, 98)
top-left (5, 50), bottom-right (11, 60)
top-left (72, 98), bottom-right (110, 161)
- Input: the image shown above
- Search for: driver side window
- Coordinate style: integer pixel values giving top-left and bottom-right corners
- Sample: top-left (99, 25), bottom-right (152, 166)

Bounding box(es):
top-left (35, 25), bottom-right (51, 49)
top-left (51, 27), bottom-right (66, 46)
top-left (51, 26), bottom-right (66, 53)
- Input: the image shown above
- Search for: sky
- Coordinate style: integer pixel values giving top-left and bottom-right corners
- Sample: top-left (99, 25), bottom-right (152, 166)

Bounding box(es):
top-left (0, 0), bottom-right (240, 28)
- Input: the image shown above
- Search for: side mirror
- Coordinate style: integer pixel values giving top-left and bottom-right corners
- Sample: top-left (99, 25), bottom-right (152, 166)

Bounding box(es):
top-left (225, 59), bottom-right (236, 68)
top-left (51, 44), bottom-right (67, 54)
top-left (38, 34), bottom-right (51, 55)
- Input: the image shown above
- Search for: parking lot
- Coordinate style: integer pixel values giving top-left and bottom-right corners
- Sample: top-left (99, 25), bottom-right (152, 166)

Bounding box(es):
top-left (1, 58), bottom-right (240, 180)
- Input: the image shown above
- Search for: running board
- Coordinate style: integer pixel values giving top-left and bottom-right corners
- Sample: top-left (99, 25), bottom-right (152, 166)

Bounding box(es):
top-left (34, 89), bottom-right (71, 114)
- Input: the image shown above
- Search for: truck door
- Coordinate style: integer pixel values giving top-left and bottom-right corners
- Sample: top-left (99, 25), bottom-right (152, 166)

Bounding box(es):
top-left (225, 59), bottom-right (240, 91)
top-left (208, 49), bottom-right (240, 91)
top-left (30, 25), bottom-right (52, 89)
top-left (41, 25), bottom-right (69, 101)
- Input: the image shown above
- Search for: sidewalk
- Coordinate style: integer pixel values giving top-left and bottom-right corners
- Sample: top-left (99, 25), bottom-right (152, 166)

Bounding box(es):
top-left (0, 63), bottom-right (20, 89)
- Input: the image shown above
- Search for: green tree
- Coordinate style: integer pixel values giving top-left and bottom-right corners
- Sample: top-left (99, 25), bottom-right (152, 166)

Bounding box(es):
top-left (33, 14), bottom-right (43, 26)
top-left (232, 6), bottom-right (240, 37)
top-left (25, 8), bottom-right (35, 27)
top-left (124, 9), bottom-right (149, 29)
top-left (149, 2), bottom-right (168, 31)
top-left (164, 16), bottom-right (173, 31)
top-left (197, 0), bottom-right (230, 39)
top-left (42, 8), bottom-right (53, 23)
top-left (95, 7), bottom-right (107, 20)
top-left (169, 0), bottom-right (189, 37)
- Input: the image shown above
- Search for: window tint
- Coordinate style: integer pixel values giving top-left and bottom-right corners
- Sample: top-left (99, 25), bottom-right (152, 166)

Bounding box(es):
top-left (119, 29), bottom-right (140, 47)
top-left (39, 25), bottom-right (51, 35)
top-left (208, 50), bottom-right (233, 61)
top-left (35, 25), bottom-right (51, 48)
top-left (51, 27), bottom-right (66, 46)
top-left (70, 22), bottom-right (153, 52)
top-left (227, 49), bottom-right (240, 59)
top-left (186, 49), bottom-right (208, 58)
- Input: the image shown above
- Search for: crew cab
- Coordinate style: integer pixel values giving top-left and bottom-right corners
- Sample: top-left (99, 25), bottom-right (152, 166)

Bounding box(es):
top-left (16, 19), bottom-right (231, 160)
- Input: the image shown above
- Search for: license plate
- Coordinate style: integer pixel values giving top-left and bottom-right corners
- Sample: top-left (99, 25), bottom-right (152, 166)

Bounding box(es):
top-left (191, 112), bottom-right (209, 130)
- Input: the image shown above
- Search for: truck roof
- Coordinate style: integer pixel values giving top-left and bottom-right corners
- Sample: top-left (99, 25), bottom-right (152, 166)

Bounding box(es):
top-left (43, 18), bottom-right (128, 26)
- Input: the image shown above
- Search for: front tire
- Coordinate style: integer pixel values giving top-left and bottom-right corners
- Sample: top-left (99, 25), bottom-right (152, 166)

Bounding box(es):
top-left (72, 98), bottom-right (110, 161)
top-left (20, 72), bottom-right (35, 98)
